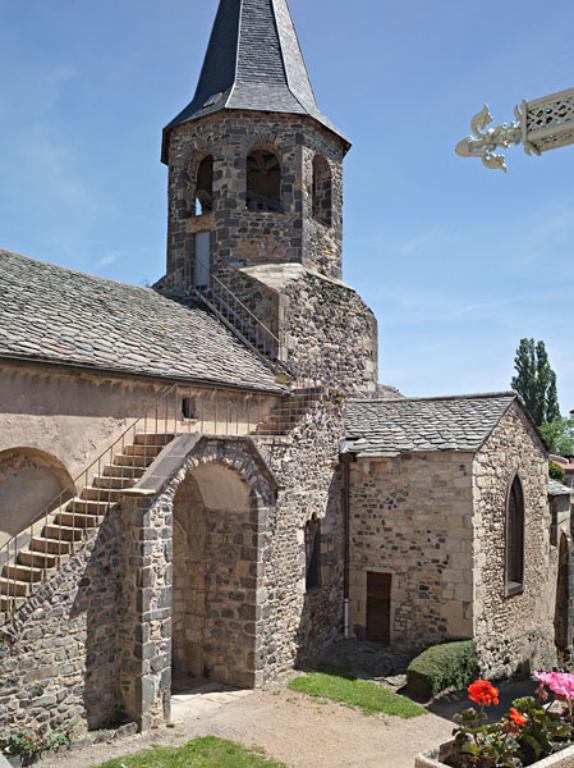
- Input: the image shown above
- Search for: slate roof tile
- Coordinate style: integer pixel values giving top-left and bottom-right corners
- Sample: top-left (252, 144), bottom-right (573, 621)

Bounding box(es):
top-left (548, 479), bottom-right (574, 497)
top-left (344, 393), bottom-right (520, 457)
top-left (163, 0), bottom-right (348, 160)
top-left (0, 250), bottom-right (281, 393)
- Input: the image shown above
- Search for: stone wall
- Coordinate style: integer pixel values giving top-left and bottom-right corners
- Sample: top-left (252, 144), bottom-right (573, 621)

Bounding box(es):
top-left (348, 452), bottom-right (475, 646)
top-left (473, 403), bottom-right (555, 678)
top-left (164, 111), bottom-right (346, 286)
top-left (260, 399), bottom-right (346, 675)
top-left (216, 264), bottom-right (378, 392)
top-left (172, 464), bottom-right (258, 689)
top-left (0, 515), bottom-right (121, 737)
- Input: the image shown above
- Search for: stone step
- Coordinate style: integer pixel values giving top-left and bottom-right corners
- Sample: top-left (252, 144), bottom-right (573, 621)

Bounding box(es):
top-left (30, 537), bottom-right (72, 556)
top-left (92, 475), bottom-right (135, 490)
top-left (0, 578), bottom-right (30, 597)
top-left (0, 595), bottom-right (26, 612)
top-left (55, 510), bottom-right (101, 529)
top-left (42, 525), bottom-right (85, 543)
top-left (123, 444), bottom-right (164, 458)
top-left (3, 563), bottom-right (44, 584)
top-left (134, 433), bottom-right (175, 447)
top-left (68, 498), bottom-right (115, 515)
top-left (114, 453), bottom-right (156, 469)
top-left (102, 464), bottom-right (146, 479)
top-left (82, 486), bottom-right (126, 502)
top-left (19, 549), bottom-right (59, 569)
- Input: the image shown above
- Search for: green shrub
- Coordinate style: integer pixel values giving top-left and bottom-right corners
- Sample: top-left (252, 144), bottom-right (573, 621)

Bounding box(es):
top-left (406, 640), bottom-right (477, 702)
top-left (550, 461), bottom-right (566, 482)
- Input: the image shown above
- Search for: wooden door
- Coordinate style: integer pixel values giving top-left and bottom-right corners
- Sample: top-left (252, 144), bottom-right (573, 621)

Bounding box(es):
top-left (366, 572), bottom-right (392, 645)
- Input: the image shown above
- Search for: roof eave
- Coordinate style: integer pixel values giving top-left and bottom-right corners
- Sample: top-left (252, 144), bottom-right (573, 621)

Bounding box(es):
top-left (0, 352), bottom-right (285, 396)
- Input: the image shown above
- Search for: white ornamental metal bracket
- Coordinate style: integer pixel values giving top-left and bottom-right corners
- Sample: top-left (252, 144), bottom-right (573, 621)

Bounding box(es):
top-left (456, 87), bottom-right (574, 172)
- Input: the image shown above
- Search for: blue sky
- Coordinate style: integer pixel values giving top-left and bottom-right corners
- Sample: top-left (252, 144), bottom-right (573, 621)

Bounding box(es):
top-left (1, 0), bottom-right (573, 410)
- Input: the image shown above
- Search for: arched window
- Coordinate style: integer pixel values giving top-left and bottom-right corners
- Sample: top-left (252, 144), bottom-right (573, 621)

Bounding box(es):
top-left (246, 149), bottom-right (281, 212)
top-left (506, 474), bottom-right (525, 595)
top-left (305, 515), bottom-right (321, 592)
top-left (195, 155), bottom-right (213, 216)
top-left (312, 155), bottom-right (332, 227)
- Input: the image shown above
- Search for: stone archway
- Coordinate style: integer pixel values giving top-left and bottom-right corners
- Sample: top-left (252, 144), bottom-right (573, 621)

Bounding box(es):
top-left (170, 440), bottom-right (275, 691)
top-left (118, 437), bottom-right (277, 729)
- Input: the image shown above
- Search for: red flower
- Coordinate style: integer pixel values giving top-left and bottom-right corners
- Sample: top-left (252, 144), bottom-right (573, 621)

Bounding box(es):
top-left (468, 680), bottom-right (500, 707)
top-left (509, 708), bottom-right (527, 727)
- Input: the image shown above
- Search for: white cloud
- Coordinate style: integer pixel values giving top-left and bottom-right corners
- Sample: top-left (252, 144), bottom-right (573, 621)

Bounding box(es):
top-left (94, 251), bottom-right (123, 270)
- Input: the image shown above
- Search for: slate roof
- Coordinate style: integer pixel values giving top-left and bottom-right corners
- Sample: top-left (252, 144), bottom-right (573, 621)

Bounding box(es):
top-left (0, 250), bottom-right (281, 392)
top-left (162, 0), bottom-right (348, 161)
top-left (548, 479), bottom-right (574, 497)
top-left (344, 393), bottom-right (521, 457)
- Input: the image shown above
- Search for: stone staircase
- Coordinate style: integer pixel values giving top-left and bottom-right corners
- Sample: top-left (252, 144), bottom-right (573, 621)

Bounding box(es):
top-left (255, 387), bottom-right (324, 436)
top-left (0, 433), bottom-right (174, 619)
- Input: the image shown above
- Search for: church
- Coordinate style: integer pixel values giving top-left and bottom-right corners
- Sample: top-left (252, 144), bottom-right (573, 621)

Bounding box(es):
top-left (0, 0), bottom-right (571, 737)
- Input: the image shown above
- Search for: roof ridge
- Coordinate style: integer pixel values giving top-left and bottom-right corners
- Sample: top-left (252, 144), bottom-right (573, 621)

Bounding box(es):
top-left (0, 249), bottom-right (153, 295)
top-left (349, 391), bottom-right (517, 404)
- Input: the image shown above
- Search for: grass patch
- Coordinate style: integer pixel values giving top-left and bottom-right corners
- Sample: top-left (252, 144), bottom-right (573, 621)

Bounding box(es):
top-left (288, 671), bottom-right (425, 718)
top-left (93, 736), bottom-right (287, 768)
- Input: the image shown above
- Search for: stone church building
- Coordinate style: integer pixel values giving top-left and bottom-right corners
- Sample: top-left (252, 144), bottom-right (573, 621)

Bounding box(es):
top-left (0, 0), bottom-right (571, 738)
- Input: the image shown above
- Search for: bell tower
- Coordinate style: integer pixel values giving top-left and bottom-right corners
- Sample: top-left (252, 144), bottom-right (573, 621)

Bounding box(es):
top-left (161, 0), bottom-right (351, 291)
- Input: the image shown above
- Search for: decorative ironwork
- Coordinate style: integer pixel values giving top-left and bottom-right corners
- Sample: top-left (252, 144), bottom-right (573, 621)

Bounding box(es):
top-left (455, 104), bottom-right (524, 173)
top-left (456, 87), bottom-right (574, 171)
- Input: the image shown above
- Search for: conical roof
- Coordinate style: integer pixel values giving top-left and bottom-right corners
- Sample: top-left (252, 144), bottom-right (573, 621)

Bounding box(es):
top-left (162, 0), bottom-right (349, 161)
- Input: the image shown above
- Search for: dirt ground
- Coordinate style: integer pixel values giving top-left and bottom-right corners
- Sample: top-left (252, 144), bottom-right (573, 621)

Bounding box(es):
top-left (38, 687), bottom-right (454, 768)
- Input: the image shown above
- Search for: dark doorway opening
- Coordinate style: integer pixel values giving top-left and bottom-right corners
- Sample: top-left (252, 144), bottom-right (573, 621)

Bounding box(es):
top-left (366, 571), bottom-right (391, 645)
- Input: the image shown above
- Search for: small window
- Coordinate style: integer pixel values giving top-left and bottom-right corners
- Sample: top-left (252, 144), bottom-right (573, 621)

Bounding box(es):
top-left (312, 155), bottom-right (332, 227)
top-left (182, 397), bottom-right (196, 421)
top-left (305, 515), bottom-right (321, 591)
top-left (246, 149), bottom-right (281, 212)
top-left (195, 155), bottom-right (214, 216)
top-left (506, 475), bottom-right (525, 595)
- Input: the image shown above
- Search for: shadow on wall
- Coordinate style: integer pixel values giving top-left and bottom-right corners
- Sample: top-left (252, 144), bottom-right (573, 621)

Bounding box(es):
top-left (0, 447), bottom-right (74, 548)
top-left (294, 470), bottom-right (344, 670)
top-left (171, 460), bottom-right (259, 691)
top-left (70, 512), bottom-right (122, 730)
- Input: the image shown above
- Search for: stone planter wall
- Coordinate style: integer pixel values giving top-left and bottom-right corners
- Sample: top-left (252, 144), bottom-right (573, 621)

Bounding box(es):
top-left (415, 742), bottom-right (574, 768)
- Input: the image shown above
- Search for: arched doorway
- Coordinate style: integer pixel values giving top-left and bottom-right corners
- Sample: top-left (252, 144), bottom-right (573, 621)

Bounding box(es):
top-left (0, 448), bottom-right (74, 548)
top-left (172, 460), bottom-right (257, 690)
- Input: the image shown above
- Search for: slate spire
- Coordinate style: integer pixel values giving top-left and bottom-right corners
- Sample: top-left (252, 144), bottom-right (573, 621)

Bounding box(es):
top-left (163, 0), bottom-right (347, 159)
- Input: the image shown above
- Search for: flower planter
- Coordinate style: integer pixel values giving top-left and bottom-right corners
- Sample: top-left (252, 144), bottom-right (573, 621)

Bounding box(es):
top-left (415, 741), bottom-right (574, 768)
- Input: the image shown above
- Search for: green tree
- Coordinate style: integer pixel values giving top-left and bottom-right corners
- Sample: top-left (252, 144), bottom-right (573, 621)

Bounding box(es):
top-left (540, 417), bottom-right (574, 457)
top-left (511, 338), bottom-right (561, 426)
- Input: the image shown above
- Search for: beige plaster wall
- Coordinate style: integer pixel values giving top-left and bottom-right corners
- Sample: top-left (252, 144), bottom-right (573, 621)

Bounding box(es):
top-left (0, 361), bottom-right (276, 539)
top-left (0, 448), bottom-right (74, 547)
top-left (473, 403), bottom-right (554, 677)
top-left (349, 452), bottom-right (474, 646)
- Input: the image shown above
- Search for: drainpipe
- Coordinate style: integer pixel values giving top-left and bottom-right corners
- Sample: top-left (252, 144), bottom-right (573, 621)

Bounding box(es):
top-left (342, 454), bottom-right (353, 639)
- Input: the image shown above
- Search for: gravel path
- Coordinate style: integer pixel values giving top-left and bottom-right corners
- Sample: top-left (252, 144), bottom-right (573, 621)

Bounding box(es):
top-left (37, 687), bottom-right (453, 768)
